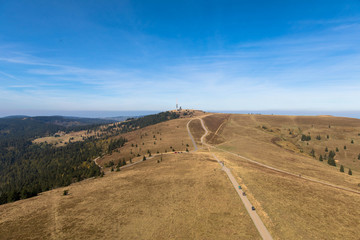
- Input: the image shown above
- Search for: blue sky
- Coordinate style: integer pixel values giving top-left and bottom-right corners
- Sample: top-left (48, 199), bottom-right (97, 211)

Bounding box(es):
top-left (1, 0), bottom-right (360, 116)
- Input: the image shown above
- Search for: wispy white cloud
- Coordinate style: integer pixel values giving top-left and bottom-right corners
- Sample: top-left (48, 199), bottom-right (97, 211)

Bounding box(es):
top-left (1, 18), bottom-right (360, 112)
top-left (0, 70), bottom-right (19, 80)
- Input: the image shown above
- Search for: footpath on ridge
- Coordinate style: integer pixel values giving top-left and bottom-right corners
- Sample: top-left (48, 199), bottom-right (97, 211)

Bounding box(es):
top-left (187, 118), bottom-right (273, 240)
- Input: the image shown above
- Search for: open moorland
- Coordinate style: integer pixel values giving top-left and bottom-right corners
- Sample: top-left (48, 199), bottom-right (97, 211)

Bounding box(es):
top-left (1, 111), bottom-right (360, 239)
top-left (207, 114), bottom-right (360, 188)
top-left (188, 118), bottom-right (205, 145)
top-left (203, 113), bottom-right (360, 239)
top-left (0, 151), bottom-right (260, 240)
top-left (33, 110), bottom-right (206, 147)
top-left (97, 111), bottom-right (208, 167)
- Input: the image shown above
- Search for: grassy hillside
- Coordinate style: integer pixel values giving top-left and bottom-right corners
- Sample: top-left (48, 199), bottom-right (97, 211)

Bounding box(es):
top-left (204, 113), bottom-right (360, 239)
top-left (214, 149), bottom-right (360, 239)
top-left (208, 114), bottom-right (360, 190)
top-left (98, 114), bottom-right (204, 168)
top-left (0, 152), bottom-right (260, 240)
top-left (2, 111), bottom-right (360, 239)
top-left (188, 118), bottom-right (205, 145)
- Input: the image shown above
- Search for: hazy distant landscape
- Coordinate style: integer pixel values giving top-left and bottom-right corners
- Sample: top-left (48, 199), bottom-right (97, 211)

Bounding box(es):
top-left (3, 110), bottom-right (360, 119)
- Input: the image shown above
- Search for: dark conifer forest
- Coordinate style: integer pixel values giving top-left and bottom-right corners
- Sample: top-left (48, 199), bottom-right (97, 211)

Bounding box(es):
top-left (0, 111), bottom-right (179, 204)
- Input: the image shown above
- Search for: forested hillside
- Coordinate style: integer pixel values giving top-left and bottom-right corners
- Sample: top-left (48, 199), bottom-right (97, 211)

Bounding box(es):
top-left (0, 111), bottom-right (180, 205)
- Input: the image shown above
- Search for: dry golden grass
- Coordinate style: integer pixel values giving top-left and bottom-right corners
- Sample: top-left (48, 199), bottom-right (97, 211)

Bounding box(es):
top-left (188, 119), bottom-right (205, 145)
top-left (214, 114), bottom-right (360, 191)
top-left (203, 114), bottom-right (230, 144)
top-left (32, 109), bottom-right (206, 147)
top-left (214, 149), bottom-right (360, 240)
top-left (0, 152), bottom-right (260, 240)
top-left (33, 130), bottom-right (91, 146)
top-left (248, 114), bottom-right (360, 172)
top-left (4, 112), bottom-right (360, 240)
top-left (98, 118), bottom-right (196, 167)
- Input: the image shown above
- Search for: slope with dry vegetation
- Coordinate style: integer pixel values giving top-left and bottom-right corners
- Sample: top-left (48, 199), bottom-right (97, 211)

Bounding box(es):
top-left (204, 113), bottom-right (360, 239)
top-left (0, 149), bottom-right (260, 239)
top-left (2, 111), bottom-right (360, 240)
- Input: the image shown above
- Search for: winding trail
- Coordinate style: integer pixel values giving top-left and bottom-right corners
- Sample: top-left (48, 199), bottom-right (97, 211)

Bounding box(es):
top-left (197, 116), bottom-right (360, 195)
top-left (211, 146), bottom-right (360, 195)
top-left (188, 118), bottom-right (273, 240)
top-left (186, 119), bottom-right (198, 151)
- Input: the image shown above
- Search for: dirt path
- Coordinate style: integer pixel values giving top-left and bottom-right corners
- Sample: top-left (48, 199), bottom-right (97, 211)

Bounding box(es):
top-left (94, 157), bottom-right (103, 170)
top-left (196, 115), bottom-right (360, 195)
top-left (188, 118), bottom-right (273, 240)
top-left (50, 193), bottom-right (63, 240)
top-left (214, 146), bottom-right (360, 195)
top-left (202, 116), bottom-right (360, 195)
top-left (187, 119), bottom-right (198, 151)
top-left (211, 153), bottom-right (273, 240)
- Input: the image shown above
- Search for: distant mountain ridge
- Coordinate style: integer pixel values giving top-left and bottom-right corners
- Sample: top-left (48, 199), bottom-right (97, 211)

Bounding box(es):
top-left (2, 115), bottom-right (117, 126)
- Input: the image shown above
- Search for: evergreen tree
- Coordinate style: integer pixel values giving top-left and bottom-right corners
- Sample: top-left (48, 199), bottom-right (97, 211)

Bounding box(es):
top-left (348, 169), bottom-right (352, 175)
top-left (301, 134), bottom-right (306, 141)
top-left (310, 149), bottom-right (315, 157)
top-left (327, 158), bottom-right (336, 166)
top-left (325, 147), bottom-right (328, 152)
top-left (143, 156), bottom-right (146, 161)
top-left (319, 155), bottom-right (323, 161)
top-left (336, 147), bottom-right (339, 152)
top-left (301, 134), bottom-right (311, 141)
top-left (344, 145), bottom-right (347, 150)
top-left (0, 193), bottom-right (8, 205)
top-left (327, 150), bottom-right (336, 166)
top-left (351, 139), bottom-right (354, 144)
top-left (329, 150), bottom-right (336, 159)
top-left (340, 165), bottom-right (344, 172)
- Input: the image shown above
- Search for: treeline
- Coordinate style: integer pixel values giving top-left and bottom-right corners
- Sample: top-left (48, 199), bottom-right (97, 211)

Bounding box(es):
top-left (108, 138), bottom-right (128, 153)
top-left (0, 116), bottom-right (114, 140)
top-left (104, 111), bottom-right (180, 133)
top-left (0, 136), bottom-right (126, 205)
top-left (0, 111), bottom-right (178, 205)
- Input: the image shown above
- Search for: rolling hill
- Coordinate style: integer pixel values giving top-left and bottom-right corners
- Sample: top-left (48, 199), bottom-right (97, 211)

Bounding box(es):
top-left (1, 111), bottom-right (360, 239)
